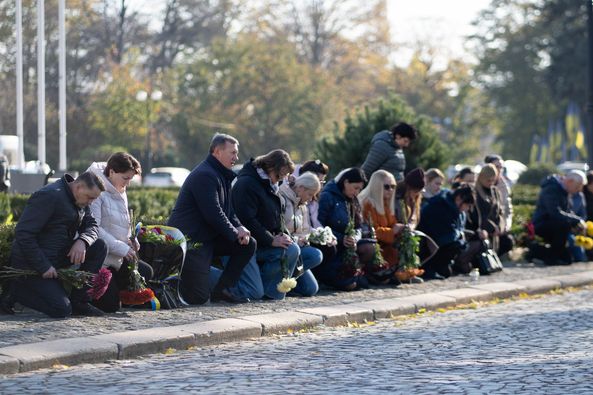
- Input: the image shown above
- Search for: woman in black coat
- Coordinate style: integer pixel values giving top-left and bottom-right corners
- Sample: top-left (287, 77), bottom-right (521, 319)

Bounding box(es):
top-left (467, 164), bottom-right (513, 257)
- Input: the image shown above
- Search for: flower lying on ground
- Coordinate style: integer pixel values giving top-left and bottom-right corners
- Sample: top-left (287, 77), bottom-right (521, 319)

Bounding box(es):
top-left (120, 288), bottom-right (155, 305)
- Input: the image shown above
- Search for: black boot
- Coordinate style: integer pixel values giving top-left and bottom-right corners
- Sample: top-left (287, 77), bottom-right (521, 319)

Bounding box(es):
top-left (0, 284), bottom-right (15, 315)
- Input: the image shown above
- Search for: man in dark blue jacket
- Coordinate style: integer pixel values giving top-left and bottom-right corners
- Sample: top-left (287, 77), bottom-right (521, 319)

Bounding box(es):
top-left (7, 172), bottom-right (107, 317)
top-left (531, 171), bottom-right (586, 265)
top-left (418, 185), bottom-right (477, 279)
top-left (168, 134), bottom-right (255, 304)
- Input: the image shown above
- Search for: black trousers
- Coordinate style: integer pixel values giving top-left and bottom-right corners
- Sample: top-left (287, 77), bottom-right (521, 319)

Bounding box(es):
top-left (422, 242), bottom-right (460, 278)
top-left (534, 220), bottom-right (572, 263)
top-left (422, 240), bottom-right (482, 277)
top-left (498, 233), bottom-right (514, 257)
top-left (12, 240), bottom-right (107, 318)
top-left (92, 260), bottom-right (154, 313)
top-left (180, 236), bottom-right (256, 305)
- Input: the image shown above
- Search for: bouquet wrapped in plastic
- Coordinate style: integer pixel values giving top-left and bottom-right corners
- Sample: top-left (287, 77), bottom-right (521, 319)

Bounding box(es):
top-left (137, 223), bottom-right (188, 309)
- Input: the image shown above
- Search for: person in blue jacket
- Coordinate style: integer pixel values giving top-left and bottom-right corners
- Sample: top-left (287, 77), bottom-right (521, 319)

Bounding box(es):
top-left (315, 167), bottom-right (374, 291)
top-left (418, 184), bottom-right (476, 279)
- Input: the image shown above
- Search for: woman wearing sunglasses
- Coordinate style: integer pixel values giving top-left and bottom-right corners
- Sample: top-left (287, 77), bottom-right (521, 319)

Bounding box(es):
top-left (358, 170), bottom-right (402, 285)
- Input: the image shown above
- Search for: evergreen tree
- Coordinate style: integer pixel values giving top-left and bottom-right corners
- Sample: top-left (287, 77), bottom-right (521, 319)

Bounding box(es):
top-left (316, 94), bottom-right (449, 175)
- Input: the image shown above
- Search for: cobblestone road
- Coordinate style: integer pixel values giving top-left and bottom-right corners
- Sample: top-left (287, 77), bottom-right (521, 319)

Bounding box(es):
top-left (3, 288), bottom-right (593, 394)
top-left (2, 260), bottom-right (593, 348)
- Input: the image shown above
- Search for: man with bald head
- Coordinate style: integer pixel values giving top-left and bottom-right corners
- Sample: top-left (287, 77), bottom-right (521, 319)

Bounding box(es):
top-left (531, 170), bottom-right (587, 265)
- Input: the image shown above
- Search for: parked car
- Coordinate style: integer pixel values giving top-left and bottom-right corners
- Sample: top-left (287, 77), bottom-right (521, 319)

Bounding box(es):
top-left (143, 167), bottom-right (190, 188)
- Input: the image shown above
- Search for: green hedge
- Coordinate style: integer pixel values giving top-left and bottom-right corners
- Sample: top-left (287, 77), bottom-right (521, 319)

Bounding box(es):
top-left (511, 184), bottom-right (539, 206)
top-left (5, 188), bottom-right (180, 224)
top-left (127, 188), bottom-right (179, 224)
top-left (517, 163), bottom-right (555, 185)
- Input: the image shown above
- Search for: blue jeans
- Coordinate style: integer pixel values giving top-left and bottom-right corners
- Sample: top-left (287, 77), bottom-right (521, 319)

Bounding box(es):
top-left (567, 234), bottom-right (587, 262)
top-left (257, 244), bottom-right (300, 300)
top-left (292, 246), bottom-right (323, 297)
top-left (209, 255), bottom-right (264, 300)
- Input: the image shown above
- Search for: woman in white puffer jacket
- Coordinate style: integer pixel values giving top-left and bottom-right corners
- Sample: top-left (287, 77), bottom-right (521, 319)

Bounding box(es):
top-left (87, 152), bottom-right (151, 312)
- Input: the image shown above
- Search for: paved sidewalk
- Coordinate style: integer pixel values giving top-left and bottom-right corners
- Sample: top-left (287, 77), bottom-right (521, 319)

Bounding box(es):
top-left (1, 260), bottom-right (593, 374)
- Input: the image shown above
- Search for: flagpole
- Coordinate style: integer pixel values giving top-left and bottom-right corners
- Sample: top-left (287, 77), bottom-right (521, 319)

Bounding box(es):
top-left (587, 0), bottom-right (593, 168)
top-left (37, 0), bottom-right (46, 166)
top-left (15, 0), bottom-right (25, 168)
top-left (58, 0), bottom-right (67, 171)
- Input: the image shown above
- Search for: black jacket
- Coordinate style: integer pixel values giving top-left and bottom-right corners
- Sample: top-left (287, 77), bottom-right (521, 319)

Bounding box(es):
top-left (532, 175), bottom-right (582, 228)
top-left (418, 190), bottom-right (467, 248)
top-left (168, 154), bottom-right (241, 243)
top-left (232, 159), bottom-right (283, 247)
top-left (11, 175), bottom-right (99, 273)
top-left (467, 185), bottom-right (504, 236)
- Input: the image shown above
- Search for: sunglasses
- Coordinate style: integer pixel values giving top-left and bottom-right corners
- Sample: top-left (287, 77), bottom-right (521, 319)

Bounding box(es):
top-left (383, 184), bottom-right (396, 191)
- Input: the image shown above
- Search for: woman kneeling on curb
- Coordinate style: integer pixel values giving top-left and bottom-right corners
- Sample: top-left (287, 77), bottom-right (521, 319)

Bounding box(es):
top-left (87, 152), bottom-right (153, 312)
top-left (279, 171), bottom-right (324, 296)
top-left (316, 167), bottom-right (374, 291)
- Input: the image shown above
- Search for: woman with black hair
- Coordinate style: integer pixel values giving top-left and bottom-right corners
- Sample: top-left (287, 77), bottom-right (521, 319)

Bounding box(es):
top-left (315, 167), bottom-right (374, 291)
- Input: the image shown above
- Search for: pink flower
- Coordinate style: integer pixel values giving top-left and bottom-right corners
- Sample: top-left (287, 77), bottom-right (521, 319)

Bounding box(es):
top-left (87, 267), bottom-right (112, 300)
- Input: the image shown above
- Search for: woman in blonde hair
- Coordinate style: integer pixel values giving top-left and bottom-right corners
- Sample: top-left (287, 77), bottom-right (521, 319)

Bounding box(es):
top-left (358, 170), bottom-right (402, 284)
top-left (423, 168), bottom-right (445, 206)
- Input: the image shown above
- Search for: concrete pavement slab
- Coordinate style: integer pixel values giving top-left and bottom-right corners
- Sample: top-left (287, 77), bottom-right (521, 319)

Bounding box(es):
top-left (553, 271), bottom-right (593, 288)
top-left (93, 327), bottom-right (195, 359)
top-left (396, 292), bottom-right (457, 310)
top-left (513, 279), bottom-right (562, 294)
top-left (436, 288), bottom-right (494, 304)
top-left (238, 312), bottom-right (323, 335)
top-left (297, 304), bottom-right (374, 326)
top-left (0, 337), bottom-right (118, 372)
top-left (346, 298), bottom-right (416, 319)
top-left (0, 355), bottom-right (19, 375)
top-left (175, 318), bottom-right (263, 346)
top-left (468, 282), bottom-right (527, 299)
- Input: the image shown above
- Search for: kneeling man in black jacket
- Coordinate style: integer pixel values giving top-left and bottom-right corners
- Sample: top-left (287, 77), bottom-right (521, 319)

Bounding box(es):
top-left (6, 172), bottom-right (107, 318)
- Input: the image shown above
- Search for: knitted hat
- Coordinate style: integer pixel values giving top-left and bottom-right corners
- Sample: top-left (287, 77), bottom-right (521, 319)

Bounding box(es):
top-left (405, 168), bottom-right (425, 190)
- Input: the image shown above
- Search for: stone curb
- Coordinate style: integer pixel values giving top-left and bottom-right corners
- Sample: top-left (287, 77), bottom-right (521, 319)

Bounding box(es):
top-left (1, 272), bottom-right (593, 374)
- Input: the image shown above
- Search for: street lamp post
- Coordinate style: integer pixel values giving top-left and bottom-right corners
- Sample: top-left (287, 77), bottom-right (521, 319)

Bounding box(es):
top-left (136, 89), bottom-right (162, 171)
top-left (587, 0), bottom-right (593, 168)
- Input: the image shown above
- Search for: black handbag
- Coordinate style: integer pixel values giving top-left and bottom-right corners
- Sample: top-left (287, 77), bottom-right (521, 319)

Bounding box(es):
top-left (475, 240), bottom-right (503, 275)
